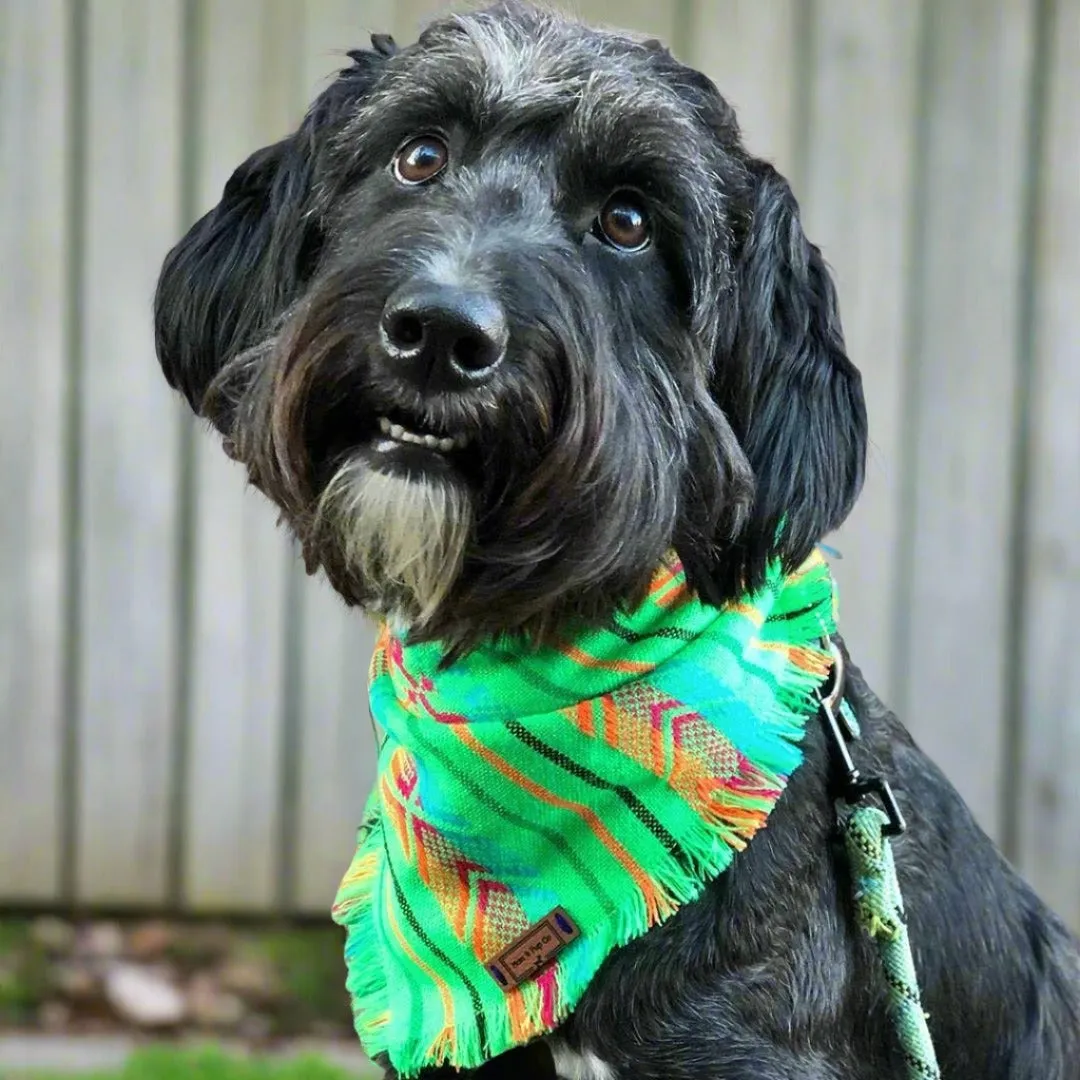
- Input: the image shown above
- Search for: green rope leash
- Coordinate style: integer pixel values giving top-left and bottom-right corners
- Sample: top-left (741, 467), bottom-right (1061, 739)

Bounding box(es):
top-left (841, 805), bottom-right (941, 1080)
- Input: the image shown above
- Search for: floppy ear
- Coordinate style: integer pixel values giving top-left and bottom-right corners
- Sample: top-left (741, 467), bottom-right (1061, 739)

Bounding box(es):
top-left (713, 158), bottom-right (867, 593)
top-left (154, 136), bottom-right (308, 419)
top-left (153, 40), bottom-right (394, 425)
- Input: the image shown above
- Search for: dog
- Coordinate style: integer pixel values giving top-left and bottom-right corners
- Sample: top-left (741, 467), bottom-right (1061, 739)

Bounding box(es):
top-left (154, 4), bottom-right (1080, 1077)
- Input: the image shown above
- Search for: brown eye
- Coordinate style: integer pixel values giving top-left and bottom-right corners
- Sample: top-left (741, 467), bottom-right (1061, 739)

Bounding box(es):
top-left (392, 135), bottom-right (449, 184)
top-left (596, 191), bottom-right (651, 251)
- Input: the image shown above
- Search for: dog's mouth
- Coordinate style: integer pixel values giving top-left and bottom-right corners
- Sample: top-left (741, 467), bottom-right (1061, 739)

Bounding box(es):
top-left (308, 386), bottom-right (485, 492)
top-left (346, 407), bottom-right (478, 484)
top-left (372, 415), bottom-right (470, 454)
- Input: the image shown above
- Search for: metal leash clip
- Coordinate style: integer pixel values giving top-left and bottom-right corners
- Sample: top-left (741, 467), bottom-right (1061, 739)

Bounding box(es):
top-left (818, 638), bottom-right (906, 838)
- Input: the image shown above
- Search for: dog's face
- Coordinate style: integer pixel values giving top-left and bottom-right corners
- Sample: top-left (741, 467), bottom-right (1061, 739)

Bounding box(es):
top-left (155, 2), bottom-right (866, 652)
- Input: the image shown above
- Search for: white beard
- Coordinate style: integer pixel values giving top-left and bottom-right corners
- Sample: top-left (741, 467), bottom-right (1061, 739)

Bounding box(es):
top-left (313, 453), bottom-right (473, 625)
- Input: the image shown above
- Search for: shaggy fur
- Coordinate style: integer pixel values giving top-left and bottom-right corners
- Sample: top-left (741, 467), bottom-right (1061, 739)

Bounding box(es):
top-left (154, 4), bottom-right (1080, 1077)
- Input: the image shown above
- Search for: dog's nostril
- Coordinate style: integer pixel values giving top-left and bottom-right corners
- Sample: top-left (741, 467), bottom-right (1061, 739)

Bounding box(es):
top-left (390, 314), bottom-right (425, 348)
top-left (452, 333), bottom-right (494, 373)
top-left (384, 311), bottom-right (425, 347)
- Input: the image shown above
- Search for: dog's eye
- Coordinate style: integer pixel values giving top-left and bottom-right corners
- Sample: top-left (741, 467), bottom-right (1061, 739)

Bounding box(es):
top-left (392, 135), bottom-right (449, 185)
top-left (595, 192), bottom-right (651, 251)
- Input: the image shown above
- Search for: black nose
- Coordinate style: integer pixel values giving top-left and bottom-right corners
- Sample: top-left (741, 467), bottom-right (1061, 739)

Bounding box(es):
top-left (380, 284), bottom-right (508, 390)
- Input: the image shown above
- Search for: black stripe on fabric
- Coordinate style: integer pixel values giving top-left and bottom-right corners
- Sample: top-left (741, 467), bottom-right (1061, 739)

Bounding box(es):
top-left (406, 726), bottom-right (619, 911)
top-left (604, 619), bottom-right (698, 644)
top-left (505, 721), bottom-right (682, 858)
top-left (384, 837), bottom-right (488, 1052)
top-left (767, 601), bottom-right (825, 623)
top-left (363, 820), bottom-right (421, 1036)
top-left (509, 658), bottom-right (584, 701)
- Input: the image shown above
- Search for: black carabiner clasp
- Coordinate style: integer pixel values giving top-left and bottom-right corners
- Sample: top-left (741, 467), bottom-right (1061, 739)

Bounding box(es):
top-left (845, 775), bottom-right (907, 838)
top-left (818, 638), bottom-right (907, 838)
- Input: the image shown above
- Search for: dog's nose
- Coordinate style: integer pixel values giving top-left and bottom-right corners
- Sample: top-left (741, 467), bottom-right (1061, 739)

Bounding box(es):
top-left (380, 284), bottom-right (508, 389)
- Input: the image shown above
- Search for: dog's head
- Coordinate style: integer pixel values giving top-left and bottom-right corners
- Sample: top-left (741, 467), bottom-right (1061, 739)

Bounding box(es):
top-left (155, 1), bottom-right (866, 652)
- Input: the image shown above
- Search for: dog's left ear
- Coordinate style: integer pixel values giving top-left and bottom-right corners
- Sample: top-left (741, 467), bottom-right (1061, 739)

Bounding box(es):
top-left (713, 157), bottom-right (868, 591)
top-left (154, 40), bottom-right (394, 427)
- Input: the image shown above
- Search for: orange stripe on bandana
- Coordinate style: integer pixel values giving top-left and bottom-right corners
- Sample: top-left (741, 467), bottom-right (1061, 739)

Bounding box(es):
top-left (450, 725), bottom-right (673, 925)
top-left (559, 644), bottom-right (655, 675)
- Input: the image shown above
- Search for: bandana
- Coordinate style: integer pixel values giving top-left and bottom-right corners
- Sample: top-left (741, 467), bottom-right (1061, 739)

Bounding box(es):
top-left (333, 550), bottom-right (838, 1076)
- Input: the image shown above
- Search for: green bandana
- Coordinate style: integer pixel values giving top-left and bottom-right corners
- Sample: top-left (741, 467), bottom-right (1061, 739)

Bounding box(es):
top-left (333, 551), bottom-right (838, 1077)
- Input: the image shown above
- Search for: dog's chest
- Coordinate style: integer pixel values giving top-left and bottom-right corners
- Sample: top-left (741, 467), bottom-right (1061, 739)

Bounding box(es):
top-left (549, 1041), bottom-right (615, 1080)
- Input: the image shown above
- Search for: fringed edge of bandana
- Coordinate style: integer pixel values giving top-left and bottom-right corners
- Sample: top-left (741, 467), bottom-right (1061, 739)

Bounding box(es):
top-left (333, 813), bottom-right (394, 1055)
top-left (334, 553), bottom-right (837, 1077)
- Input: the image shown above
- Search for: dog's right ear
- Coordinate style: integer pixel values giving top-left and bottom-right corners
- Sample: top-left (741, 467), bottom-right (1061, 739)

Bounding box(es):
top-left (154, 41), bottom-right (394, 425)
top-left (708, 157), bottom-right (867, 596)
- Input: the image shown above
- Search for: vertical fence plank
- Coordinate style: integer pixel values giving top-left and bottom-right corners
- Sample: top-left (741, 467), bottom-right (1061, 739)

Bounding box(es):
top-left (391, 0), bottom-right (449, 38)
top-left (293, 579), bottom-right (380, 914)
top-left (684, 1), bottom-right (799, 172)
top-left (180, 0), bottom-right (299, 912)
top-left (75, 0), bottom-right (185, 904)
top-left (799, 2), bottom-right (921, 702)
top-left (295, 0), bottom-right (379, 106)
top-left (573, 0), bottom-right (678, 39)
top-left (0, 0), bottom-right (69, 900)
top-left (897, 0), bottom-right (1036, 842)
top-left (1017, 0), bottom-right (1080, 930)
top-left (290, 0), bottom-right (394, 914)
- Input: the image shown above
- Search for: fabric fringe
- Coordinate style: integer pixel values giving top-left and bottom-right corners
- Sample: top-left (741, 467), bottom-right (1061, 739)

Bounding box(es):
top-left (334, 837), bottom-right (388, 1053)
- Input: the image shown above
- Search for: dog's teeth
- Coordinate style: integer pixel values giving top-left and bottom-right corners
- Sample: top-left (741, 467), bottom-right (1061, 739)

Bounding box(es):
top-left (374, 418), bottom-right (467, 452)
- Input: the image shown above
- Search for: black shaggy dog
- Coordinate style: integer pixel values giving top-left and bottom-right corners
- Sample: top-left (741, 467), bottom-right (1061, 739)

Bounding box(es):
top-left (154, 4), bottom-right (1080, 1077)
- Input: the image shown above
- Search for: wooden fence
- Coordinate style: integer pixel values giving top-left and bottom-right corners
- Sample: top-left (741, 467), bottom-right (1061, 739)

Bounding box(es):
top-left (2, 0), bottom-right (1077, 928)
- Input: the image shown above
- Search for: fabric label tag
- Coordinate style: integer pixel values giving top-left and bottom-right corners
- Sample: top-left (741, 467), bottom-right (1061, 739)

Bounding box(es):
top-left (486, 907), bottom-right (580, 990)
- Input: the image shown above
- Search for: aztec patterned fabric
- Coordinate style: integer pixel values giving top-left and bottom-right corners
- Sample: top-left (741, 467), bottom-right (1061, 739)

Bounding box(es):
top-left (333, 551), bottom-right (839, 1077)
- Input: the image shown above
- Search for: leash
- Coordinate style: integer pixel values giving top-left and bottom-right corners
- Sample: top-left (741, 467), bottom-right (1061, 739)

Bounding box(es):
top-left (818, 641), bottom-right (942, 1080)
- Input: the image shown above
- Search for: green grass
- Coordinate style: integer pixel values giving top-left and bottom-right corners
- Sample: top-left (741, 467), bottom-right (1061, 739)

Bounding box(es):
top-left (8, 1045), bottom-right (374, 1080)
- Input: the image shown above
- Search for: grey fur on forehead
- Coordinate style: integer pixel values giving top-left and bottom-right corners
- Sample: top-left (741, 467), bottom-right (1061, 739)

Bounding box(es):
top-left (434, 3), bottom-right (679, 105)
top-left (347, 1), bottom-right (706, 145)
